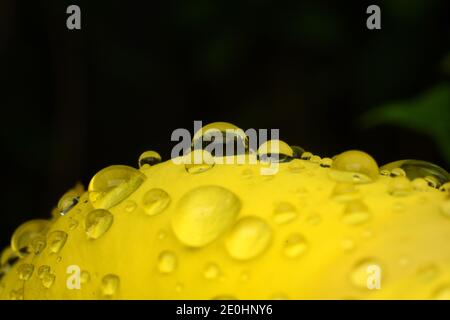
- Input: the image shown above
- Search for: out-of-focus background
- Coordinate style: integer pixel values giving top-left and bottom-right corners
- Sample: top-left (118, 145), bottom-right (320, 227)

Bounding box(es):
top-left (1, 0), bottom-right (449, 249)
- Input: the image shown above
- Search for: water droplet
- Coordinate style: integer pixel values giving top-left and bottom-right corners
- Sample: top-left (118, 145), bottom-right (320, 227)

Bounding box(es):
top-left (310, 155), bottom-right (321, 164)
top-left (184, 149), bottom-right (215, 174)
top-left (37, 265), bottom-right (51, 279)
top-left (273, 202), bottom-right (298, 225)
top-left (67, 218), bottom-right (79, 230)
top-left (300, 151), bottom-right (313, 160)
top-left (412, 178), bottom-right (430, 191)
top-left (88, 165), bottom-right (146, 210)
top-left (204, 263), bottom-right (220, 280)
top-left (291, 146), bottom-right (305, 159)
top-left (439, 182), bottom-right (450, 193)
top-left (142, 188), bottom-right (171, 216)
top-left (171, 186), bottom-right (241, 247)
top-left (342, 200), bottom-right (371, 225)
top-left (11, 219), bottom-right (50, 258)
top-left (241, 168), bottom-right (253, 179)
top-left (389, 176), bottom-right (413, 197)
top-left (320, 157), bottom-right (333, 168)
top-left (380, 169), bottom-right (390, 176)
top-left (47, 230), bottom-right (68, 254)
top-left (124, 200), bottom-right (137, 213)
top-left (101, 274), bottom-right (120, 297)
top-left (349, 258), bottom-right (381, 289)
top-left (42, 272), bottom-right (56, 288)
top-left (1, 247), bottom-right (18, 268)
top-left (257, 140), bottom-right (293, 163)
top-left (85, 209), bottom-right (113, 240)
top-left (390, 168), bottom-right (406, 177)
top-left (381, 160), bottom-right (450, 188)
top-left (138, 150), bottom-right (162, 168)
top-left (191, 122), bottom-right (249, 156)
top-left (431, 284), bottom-right (450, 300)
top-left (340, 238), bottom-right (356, 252)
top-left (331, 150), bottom-right (379, 182)
top-left (56, 256), bottom-right (62, 263)
top-left (283, 234), bottom-right (308, 258)
top-left (157, 251), bottom-right (177, 274)
top-left (29, 236), bottom-right (46, 255)
top-left (331, 183), bottom-right (359, 202)
top-left (81, 270), bottom-right (91, 283)
top-left (441, 199), bottom-right (450, 218)
top-left (17, 263), bottom-right (34, 281)
top-left (225, 216), bottom-right (272, 260)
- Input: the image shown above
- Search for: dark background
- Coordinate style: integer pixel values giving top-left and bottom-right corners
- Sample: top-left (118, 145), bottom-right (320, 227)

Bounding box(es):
top-left (1, 0), bottom-right (449, 249)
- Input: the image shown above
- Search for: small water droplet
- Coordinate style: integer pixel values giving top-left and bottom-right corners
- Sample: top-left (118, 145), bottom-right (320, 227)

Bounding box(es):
top-left (101, 274), bottom-right (120, 297)
top-left (431, 284), bottom-right (450, 299)
top-left (381, 160), bottom-right (450, 188)
top-left (225, 216), bottom-right (272, 260)
top-left (309, 155), bottom-right (321, 164)
top-left (85, 209), bottom-right (114, 240)
top-left (11, 219), bottom-right (50, 257)
top-left (380, 169), bottom-right (390, 176)
top-left (300, 151), bottom-right (313, 160)
top-left (47, 230), bottom-right (68, 254)
top-left (320, 157), bottom-right (333, 168)
top-left (81, 270), bottom-right (91, 283)
top-left (283, 234), bottom-right (308, 258)
top-left (439, 182), bottom-right (450, 193)
top-left (412, 178), bottom-right (430, 191)
top-left (184, 149), bottom-right (215, 174)
top-left (88, 165), bottom-right (146, 210)
top-left (389, 176), bottom-right (413, 197)
top-left (158, 251), bottom-right (177, 274)
top-left (241, 168), bottom-right (253, 179)
top-left (171, 186), bottom-right (241, 247)
top-left (342, 200), bottom-right (371, 225)
top-left (123, 200), bottom-right (137, 213)
top-left (37, 265), bottom-right (51, 279)
top-left (331, 150), bottom-right (379, 183)
top-left (142, 188), bottom-right (171, 216)
top-left (273, 202), bottom-right (298, 225)
top-left (349, 258), bottom-right (381, 289)
top-left (138, 150), bottom-right (162, 168)
top-left (56, 256), bottom-right (62, 263)
top-left (257, 140), bottom-right (293, 163)
top-left (67, 218), bottom-right (79, 230)
top-left (390, 168), bottom-right (406, 177)
top-left (331, 183), bottom-right (359, 202)
top-left (29, 236), bottom-right (46, 255)
top-left (17, 263), bottom-right (34, 281)
top-left (42, 272), bottom-right (56, 288)
top-left (204, 263), bottom-right (220, 280)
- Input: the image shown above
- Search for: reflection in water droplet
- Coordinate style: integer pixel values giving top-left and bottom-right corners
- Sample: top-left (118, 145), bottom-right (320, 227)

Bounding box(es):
top-left (283, 234), bottom-right (308, 258)
top-left (47, 230), bottom-right (68, 254)
top-left (225, 216), bottom-right (272, 260)
top-left (349, 258), bottom-right (381, 289)
top-left (342, 201), bottom-right (371, 225)
top-left (273, 202), bottom-right (298, 225)
top-left (171, 186), bottom-right (241, 247)
top-left (58, 192), bottom-right (80, 216)
top-left (332, 150), bottom-right (379, 182)
top-left (101, 274), bottom-right (120, 297)
top-left (381, 160), bottom-right (450, 188)
top-left (184, 150), bottom-right (215, 174)
top-left (204, 263), bottom-right (220, 280)
top-left (138, 150), bottom-right (162, 168)
top-left (142, 189), bottom-right (171, 216)
top-left (88, 165), bottom-right (146, 210)
top-left (17, 263), bottom-right (34, 281)
top-left (85, 209), bottom-right (114, 240)
top-left (257, 140), bottom-right (293, 163)
top-left (158, 251), bottom-right (177, 274)
top-left (11, 219), bottom-right (50, 258)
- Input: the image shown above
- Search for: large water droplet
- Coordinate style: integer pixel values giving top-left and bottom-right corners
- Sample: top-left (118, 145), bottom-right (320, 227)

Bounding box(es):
top-left (138, 150), bottom-right (162, 168)
top-left (192, 122), bottom-right (249, 156)
top-left (257, 140), bottom-right (293, 163)
top-left (381, 160), bottom-right (450, 188)
top-left (11, 219), bottom-right (50, 258)
top-left (85, 209), bottom-right (114, 240)
top-left (157, 251), bottom-right (177, 274)
top-left (349, 258), bottom-right (381, 289)
top-left (283, 234), bottom-right (308, 258)
top-left (88, 165), bottom-right (146, 209)
top-left (47, 230), bottom-right (68, 254)
top-left (142, 188), bottom-right (171, 216)
top-left (342, 200), bottom-right (371, 225)
top-left (273, 202), bottom-right (298, 225)
top-left (171, 186), bottom-right (241, 247)
top-left (225, 216), bottom-right (272, 260)
top-left (331, 150), bottom-right (379, 183)
top-left (17, 263), bottom-right (34, 281)
top-left (101, 274), bottom-right (120, 297)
